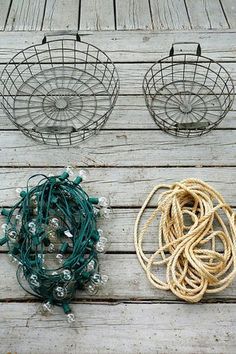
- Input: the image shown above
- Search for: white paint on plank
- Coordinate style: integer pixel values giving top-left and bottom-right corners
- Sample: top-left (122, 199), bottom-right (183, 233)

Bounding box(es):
top-left (5, 0), bottom-right (46, 31)
top-left (80, 0), bottom-right (115, 30)
top-left (43, 0), bottom-right (79, 30)
top-left (150, 0), bottom-right (191, 30)
top-left (116, 0), bottom-right (152, 30)
top-left (0, 302), bottom-right (235, 353)
top-left (186, 0), bottom-right (229, 29)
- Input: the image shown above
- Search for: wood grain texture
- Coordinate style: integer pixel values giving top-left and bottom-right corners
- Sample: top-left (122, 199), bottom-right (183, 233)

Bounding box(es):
top-left (5, 0), bottom-right (46, 31)
top-left (43, 0), bottom-right (79, 30)
top-left (116, 0), bottom-right (152, 30)
top-left (0, 31), bottom-right (236, 63)
top-left (0, 0), bottom-right (11, 30)
top-left (150, 0), bottom-right (191, 30)
top-left (0, 302), bottom-right (236, 354)
top-left (80, 0), bottom-right (115, 30)
top-left (0, 167), bottom-right (236, 207)
top-left (221, 0), bottom-right (236, 28)
top-left (0, 130), bottom-right (235, 167)
top-left (186, 0), bottom-right (229, 29)
top-left (1, 96), bottom-right (236, 130)
top-left (0, 253), bottom-right (236, 300)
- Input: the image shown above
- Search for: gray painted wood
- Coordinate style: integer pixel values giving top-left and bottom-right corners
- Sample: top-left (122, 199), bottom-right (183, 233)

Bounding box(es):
top-left (0, 254), bottom-right (235, 300)
top-left (0, 0), bottom-right (11, 30)
top-left (150, 0), bottom-right (191, 30)
top-left (5, 0), bottom-right (46, 31)
top-left (221, 0), bottom-right (236, 28)
top-left (43, 0), bottom-right (79, 30)
top-left (0, 167), bottom-right (236, 207)
top-left (80, 0), bottom-right (115, 30)
top-left (116, 0), bottom-right (152, 30)
top-left (186, 0), bottom-right (229, 29)
top-left (0, 130), bottom-right (235, 167)
top-left (0, 302), bottom-right (236, 353)
top-left (0, 31), bottom-right (236, 63)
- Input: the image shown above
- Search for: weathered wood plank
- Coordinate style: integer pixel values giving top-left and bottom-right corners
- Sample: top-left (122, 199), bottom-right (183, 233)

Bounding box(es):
top-left (0, 302), bottom-right (236, 354)
top-left (150, 0), bottom-right (191, 30)
top-left (5, 0), bottom-right (46, 31)
top-left (43, 0), bottom-right (79, 31)
top-left (0, 31), bottom-right (236, 63)
top-left (186, 0), bottom-right (229, 29)
top-left (0, 130), bottom-right (235, 167)
top-left (1, 96), bottom-right (236, 130)
top-left (80, 0), bottom-right (115, 30)
top-left (0, 167), bottom-right (236, 207)
top-left (116, 0), bottom-right (152, 30)
top-left (221, 0), bottom-right (236, 28)
top-left (0, 0), bottom-right (12, 30)
top-left (0, 254), bottom-right (236, 300)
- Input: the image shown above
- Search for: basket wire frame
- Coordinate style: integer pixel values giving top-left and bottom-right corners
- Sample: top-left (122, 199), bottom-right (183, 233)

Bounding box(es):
top-left (143, 42), bottom-right (235, 137)
top-left (1, 34), bottom-right (120, 146)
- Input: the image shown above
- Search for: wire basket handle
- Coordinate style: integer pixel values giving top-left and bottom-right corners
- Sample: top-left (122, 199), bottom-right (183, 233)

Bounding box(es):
top-left (42, 31), bottom-right (85, 44)
top-left (169, 42), bottom-right (202, 56)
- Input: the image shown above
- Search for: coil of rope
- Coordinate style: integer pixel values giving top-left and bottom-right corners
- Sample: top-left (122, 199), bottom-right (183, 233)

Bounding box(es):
top-left (134, 178), bottom-right (236, 302)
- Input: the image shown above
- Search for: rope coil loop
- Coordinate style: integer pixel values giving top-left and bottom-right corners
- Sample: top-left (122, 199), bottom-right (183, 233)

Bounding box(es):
top-left (134, 179), bottom-right (236, 302)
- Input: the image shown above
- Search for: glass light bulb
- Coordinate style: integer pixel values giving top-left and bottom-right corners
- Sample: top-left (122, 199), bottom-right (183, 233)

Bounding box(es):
top-left (67, 313), bottom-right (75, 323)
top-left (41, 301), bottom-right (54, 315)
top-left (101, 274), bottom-right (109, 285)
top-left (48, 243), bottom-right (55, 253)
top-left (29, 274), bottom-right (40, 287)
top-left (87, 260), bottom-right (95, 272)
top-left (64, 230), bottom-right (73, 238)
top-left (32, 207), bottom-right (38, 216)
top-left (78, 169), bottom-right (89, 181)
top-left (56, 253), bottom-right (64, 263)
top-left (52, 271), bottom-right (58, 276)
top-left (54, 286), bottom-right (66, 299)
top-left (49, 218), bottom-right (60, 230)
top-left (28, 221), bottom-right (36, 234)
top-left (101, 207), bottom-right (112, 219)
top-left (98, 197), bottom-right (110, 208)
top-left (8, 230), bottom-right (17, 241)
top-left (93, 207), bottom-right (100, 216)
top-left (63, 269), bottom-right (72, 281)
top-left (30, 195), bottom-right (38, 207)
top-left (66, 166), bottom-right (74, 176)
top-left (15, 187), bottom-right (22, 195)
top-left (48, 173), bottom-right (54, 177)
top-left (48, 230), bottom-right (56, 241)
top-left (91, 273), bottom-right (101, 285)
top-left (85, 283), bottom-right (98, 295)
top-left (98, 229), bottom-right (103, 237)
top-left (1, 223), bottom-right (8, 231)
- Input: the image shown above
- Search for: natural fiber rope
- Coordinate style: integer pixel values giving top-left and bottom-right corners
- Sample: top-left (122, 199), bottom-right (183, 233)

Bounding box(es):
top-left (134, 178), bottom-right (236, 302)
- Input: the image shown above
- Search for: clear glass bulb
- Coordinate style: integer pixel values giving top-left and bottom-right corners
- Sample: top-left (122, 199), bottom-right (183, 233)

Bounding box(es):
top-left (64, 230), bottom-right (73, 238)
top-left (93, 207), bottom-right (100, 216)
top-left (29, 274), bottom-right (40, 287)
top-left (48, 243), bottom-right (55, 253)
top-left (54, 286), bottom-right (66, 299)
top-left (78, 169), bottom-right (89, 181)
top-left (98, 197), bottom-right (110, 208)
top-left (56, 253), bottom-right (64, 264)
top-left (67, 313), bottom-right (75, 324)
top-left (15, 187), bottom-right (22, 195)
top-left (49, 218), bottom-right (60, 230)
top-left (85, 283), bottom-right (98, 295)
top-left (87, 259), bottom-right (95, 272)
top-left (63, 269), bottom-right (72, 281)
top-left (8, 230), bottom-right (17, 241)
top-left (28, 221), bottom-right (36, 234)
top-left (41, 301), bottom-right (54, 315)
top-left (101, 207), bottom-right (112, 219)
top-left (1, 223), bottom-right (8, 231)
top-left (101, 274), bottom-right (109, 285)
top-left (66, 166), bottom-right (74, 176)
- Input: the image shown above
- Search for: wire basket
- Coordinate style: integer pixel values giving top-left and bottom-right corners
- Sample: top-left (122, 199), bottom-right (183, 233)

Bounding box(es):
top-left (143, 42), bottom-right (234, 137)
top-left (1, 32), bottom-right (119, 146)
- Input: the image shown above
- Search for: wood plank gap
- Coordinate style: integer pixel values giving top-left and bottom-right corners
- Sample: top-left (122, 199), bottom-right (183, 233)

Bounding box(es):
top-left (3, 0), bottom-right (13, 31)
top-left (183, 0), bottom-right (192, 29)
top-left (113, 0), bottom-right (117, 30)
top-left (219, 0), bottom-right (231, 29)
top-left (78, 0), bottom-right (82, 30)
top-left (147, 0), bottom-right (154, 30)
top-left (40, 0), bottom-right (48, 31)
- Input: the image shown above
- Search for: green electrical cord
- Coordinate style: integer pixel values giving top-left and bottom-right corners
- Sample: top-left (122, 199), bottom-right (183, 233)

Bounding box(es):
top-left (0, 168), bottom-right (110, 323)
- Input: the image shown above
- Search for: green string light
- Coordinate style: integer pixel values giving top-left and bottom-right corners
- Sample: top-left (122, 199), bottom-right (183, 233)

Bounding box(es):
top-left (0, 168), bottom-right (110, 323)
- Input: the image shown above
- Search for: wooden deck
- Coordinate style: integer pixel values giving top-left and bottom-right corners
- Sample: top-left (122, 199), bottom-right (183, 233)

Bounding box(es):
top-left (0, 0), bottom-right (236, 353)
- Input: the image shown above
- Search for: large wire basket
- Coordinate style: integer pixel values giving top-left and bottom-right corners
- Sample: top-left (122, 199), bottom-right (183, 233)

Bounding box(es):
top-left (143, 42), bottom-right (234, 137)
top-left (1, 32), bottom-right (119, 146)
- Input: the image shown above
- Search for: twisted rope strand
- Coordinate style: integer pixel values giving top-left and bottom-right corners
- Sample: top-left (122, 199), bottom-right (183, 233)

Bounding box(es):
top-left (134, 178), bottom-right (236, 302)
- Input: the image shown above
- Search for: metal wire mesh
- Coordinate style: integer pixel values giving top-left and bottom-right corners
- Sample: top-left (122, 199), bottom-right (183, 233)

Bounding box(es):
top-left (143, 42), bottom-right (235, 137)
top-left (1, 33), bottom-right (120, 146)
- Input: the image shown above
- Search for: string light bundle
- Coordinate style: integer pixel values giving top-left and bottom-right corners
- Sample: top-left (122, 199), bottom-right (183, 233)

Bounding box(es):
top-left (134, 178), bottom-right (236, 302)
top-left (0, 168), bottom-right (110, 322)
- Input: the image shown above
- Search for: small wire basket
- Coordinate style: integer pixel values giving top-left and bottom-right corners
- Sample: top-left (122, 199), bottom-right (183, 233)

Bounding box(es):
top-left (1, 32), bottom-right (119, 146)
top-left (143, 42), bottom-right (234, 137)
